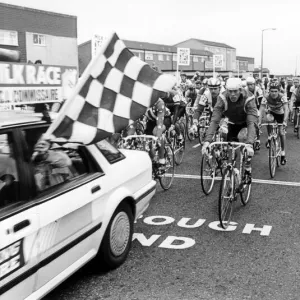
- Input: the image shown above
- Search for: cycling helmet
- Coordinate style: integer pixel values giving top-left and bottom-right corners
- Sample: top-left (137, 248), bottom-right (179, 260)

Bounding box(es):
top-left (180, 72), bottom-right (187, 77)
top-left (269, 82), bottom-right (280, 90)
top-left (246, 77), bottom-right (256, 84)
top-left (195, 80), bottom-right (201, 85)
top-left (187, 82), bottom-right (195, 89)
top-left (202, 78), bottom-right (208, 85)
top-left (207, 77), bottom-right (221, 87)
top-left (226, 78), bottom-right (242, 90)
top-left (241, 80), bottom-right (247, 88)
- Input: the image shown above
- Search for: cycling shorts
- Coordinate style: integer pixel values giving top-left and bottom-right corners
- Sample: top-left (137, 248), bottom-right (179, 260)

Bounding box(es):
top-left (269, 111), bottom-right (284, 124)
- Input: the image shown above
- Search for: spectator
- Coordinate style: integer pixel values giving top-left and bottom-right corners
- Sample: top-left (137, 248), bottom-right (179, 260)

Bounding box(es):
top-left (35, 59), bottom-right (42, 64)
top-left (151, 62), bottom-right (159, 72)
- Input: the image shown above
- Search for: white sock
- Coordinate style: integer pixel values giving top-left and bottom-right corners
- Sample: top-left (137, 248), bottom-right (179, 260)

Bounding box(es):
top-left (281, 151), bottom-right (285, 156)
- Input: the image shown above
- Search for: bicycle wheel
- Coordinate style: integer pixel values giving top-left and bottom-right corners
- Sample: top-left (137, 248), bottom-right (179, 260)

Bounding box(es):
top-left (200, 152), bottom-right (217, 195)
top-left (269, 137), bottom-right (277, 178)
top-left (159, 144), bottom-right (175, 190)
top-left (198, 120), bottom-right (206, 145)
top-left (218, 167), bottom-right (235, 229)
top-left (297, 114), bottom-right (300, 139)
top-left (240, 153), bottom-right (252, 206)
top-left (187, 115), bottom-right (194, 141)
top-left (276, 136), bottom-right (281, 167)
top-left (174, 122), bottom-right (186, 165)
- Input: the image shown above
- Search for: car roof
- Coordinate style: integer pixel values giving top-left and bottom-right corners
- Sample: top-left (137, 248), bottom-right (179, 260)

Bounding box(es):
top-left (0, 110), bottom-right (56, 129)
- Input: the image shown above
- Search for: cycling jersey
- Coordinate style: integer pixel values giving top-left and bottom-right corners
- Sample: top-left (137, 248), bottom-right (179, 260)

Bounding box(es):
top-left (291, 87), bottom-right (300, 107)
top-left (286, 84), bottom-right (293, 100)
top-left (185, 88), bottom-right (198, 106)
top-left (204, 89), bottom-right (258, 144)
top-left (261, 93), bottom-right (288, 115)
top-left (245, 86), bottom-right (264, 107)
top-left (145, 98), bottom-right (169, 122)
top-left (193, 86), bottom-right (226, 120)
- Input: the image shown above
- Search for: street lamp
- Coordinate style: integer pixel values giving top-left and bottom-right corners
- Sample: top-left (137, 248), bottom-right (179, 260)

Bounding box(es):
top-left (261, 28), bottom-right (276, 79)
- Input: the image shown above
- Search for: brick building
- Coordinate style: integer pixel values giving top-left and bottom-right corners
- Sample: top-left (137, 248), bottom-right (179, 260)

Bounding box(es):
top-left (78, 39), bottom-right (213, 76)
top-left (0, 3), bottom-right (78, 67)
top-left (174, 38), bottom-right (237, 73)
top-left (236, 56), bottom-right (255, 72)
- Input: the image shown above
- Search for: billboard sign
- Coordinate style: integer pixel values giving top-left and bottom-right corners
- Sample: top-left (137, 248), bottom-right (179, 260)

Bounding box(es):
top-left (177, 48), bottom-right (190, 66)
top-left (0, 62), bottom-right (77, 108)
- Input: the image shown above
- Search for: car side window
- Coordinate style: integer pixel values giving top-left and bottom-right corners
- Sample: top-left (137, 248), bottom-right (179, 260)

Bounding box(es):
top-left (22, 128), bottom-right (94, 194)
top-left (31, 142), bottom-right (90, 193)
top-left (0, 133), bottom-right (19, 209)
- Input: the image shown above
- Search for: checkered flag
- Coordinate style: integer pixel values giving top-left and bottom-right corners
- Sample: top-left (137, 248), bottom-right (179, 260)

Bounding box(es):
top-left (46, 32), bottom-right (176, 144)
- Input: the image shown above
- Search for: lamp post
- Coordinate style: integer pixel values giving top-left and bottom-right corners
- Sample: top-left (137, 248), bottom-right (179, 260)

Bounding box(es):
top-left (261, 28), bottom-right (276, 79)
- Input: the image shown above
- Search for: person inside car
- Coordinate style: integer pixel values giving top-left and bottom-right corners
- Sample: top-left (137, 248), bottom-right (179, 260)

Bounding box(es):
top-left (32, 139), bottom-right (74, 191)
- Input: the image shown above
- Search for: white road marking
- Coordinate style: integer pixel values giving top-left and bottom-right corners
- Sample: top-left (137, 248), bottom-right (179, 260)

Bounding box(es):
top-left (171, 173), bottom-right (300, 187)
top-left (192, 143), bottom-right (201, 148)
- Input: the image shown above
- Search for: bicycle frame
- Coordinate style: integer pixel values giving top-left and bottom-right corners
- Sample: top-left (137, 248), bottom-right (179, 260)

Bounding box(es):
top-left (260, 123), bottom-right (284, 178)
top-left (208, 141), bottom-right (246, 186)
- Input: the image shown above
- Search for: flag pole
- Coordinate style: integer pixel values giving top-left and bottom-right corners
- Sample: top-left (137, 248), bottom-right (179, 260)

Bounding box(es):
top-left (176, 49), bottom-right (179, 85)
top-left (213, 55), bottom-right (216, 78)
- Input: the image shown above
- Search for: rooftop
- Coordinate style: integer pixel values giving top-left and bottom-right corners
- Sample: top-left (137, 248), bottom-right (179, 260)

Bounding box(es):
top-left (79, 38), bottom-right (213, 57)
top-left (174, 38), bottom-right (236, 50)
top-left (0, 2), bottom-right (77, 19)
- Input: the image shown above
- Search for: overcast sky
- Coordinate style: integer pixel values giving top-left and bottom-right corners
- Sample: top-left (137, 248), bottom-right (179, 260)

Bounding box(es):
top-left (2, 0), bottom-right (300, 75)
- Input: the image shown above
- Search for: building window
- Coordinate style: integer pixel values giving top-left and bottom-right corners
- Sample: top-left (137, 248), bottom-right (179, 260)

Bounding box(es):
top-left (193, 56), bottom-right (199, 62)
top-left (0, 30), bottom-right (18, 46)
top-left (166, 55), bottom-right (170, 61)
top-left (173, 54), bottom-right (177, 61)
top-left (145, 52), bottom-right (153, 60)
top-left (158, 54), bottom-right (164, 61)
top-left (33, 34), bottom-right (46, 46)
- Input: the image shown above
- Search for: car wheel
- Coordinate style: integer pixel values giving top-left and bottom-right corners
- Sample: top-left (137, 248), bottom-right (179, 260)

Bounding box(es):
top-left (97, 202), bottom-right (134, 270)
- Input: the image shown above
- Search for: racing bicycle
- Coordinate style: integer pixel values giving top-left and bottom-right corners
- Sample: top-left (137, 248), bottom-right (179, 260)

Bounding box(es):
top-left (208, 141), bottom-right (252, 229)
top-left (200, 125), bottom-right (227, 195)
top-left (260, 123), bottom-right (285, 178)
top-left (120, 134), bottom-right (175, 190)
top-left (292, 106), bottom-right (300, 139)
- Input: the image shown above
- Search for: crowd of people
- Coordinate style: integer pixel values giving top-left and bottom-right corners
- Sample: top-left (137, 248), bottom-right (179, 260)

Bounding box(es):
top-left (125, 69), bottom-right (300, 183)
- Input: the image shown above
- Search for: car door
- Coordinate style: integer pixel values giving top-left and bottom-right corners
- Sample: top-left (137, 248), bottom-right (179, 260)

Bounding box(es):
top-left (19, 131), bottom-right (105, 298)
top-left (0, 130), bottom-right (40, 300)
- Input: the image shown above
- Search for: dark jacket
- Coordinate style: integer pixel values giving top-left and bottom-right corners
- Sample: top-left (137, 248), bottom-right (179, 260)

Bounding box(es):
top-left (204, 89), bottom-right (258, 144)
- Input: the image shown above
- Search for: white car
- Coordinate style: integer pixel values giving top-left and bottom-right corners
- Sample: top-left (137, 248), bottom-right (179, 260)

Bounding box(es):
top-left (0, 110), bottom-right (156, 300)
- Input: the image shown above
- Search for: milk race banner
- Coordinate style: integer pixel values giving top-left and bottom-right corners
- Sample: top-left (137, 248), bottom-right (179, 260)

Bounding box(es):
top-left (0, 62), bottom-right (78, 109)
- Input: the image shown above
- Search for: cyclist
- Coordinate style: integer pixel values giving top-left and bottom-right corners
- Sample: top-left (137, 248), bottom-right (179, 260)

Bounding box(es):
top-left (144, 97), bottom-right (171, 165)
top-left (185, 82), bottom-right (198, 107)
top-left (192, 71), bottom-right (201, 83)
top-left (258, 82), bottom-right (288, 165)
top-left (191, 77), bottom-right (222, 134)
top-left (195, 80), bottom-right (202, 93)
top-left (179, 72), bottom-right (192, 96)
top-left (200, 78), bottom-right (208, 95)
top-left (286, 78), bottom-right (294, 120)
top-left (245, 77), bottom-right (264, 109)
top-left (245, 76), bottom-right (265, 150)
top-left (202, 78), bottom-right (258, 182)
top-left (290, 82), bottom-right (300, 132)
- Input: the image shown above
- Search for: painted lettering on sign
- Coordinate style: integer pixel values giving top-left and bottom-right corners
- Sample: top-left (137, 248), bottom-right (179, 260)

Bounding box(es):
top-left (0, 239), bottom-right (25, 280)
top-left (0, 62), bottom-right (77, 108)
